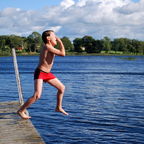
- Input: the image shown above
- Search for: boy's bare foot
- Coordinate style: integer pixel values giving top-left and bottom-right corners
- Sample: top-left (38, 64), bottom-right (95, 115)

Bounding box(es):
top-left (55, 107), bottom-right (69, 115)
top-left (17, 110), bottom-right (31, 119)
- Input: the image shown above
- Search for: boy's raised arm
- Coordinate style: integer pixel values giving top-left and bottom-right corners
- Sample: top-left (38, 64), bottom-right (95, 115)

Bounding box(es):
top-left (47, 37), bottom-right (65, 56)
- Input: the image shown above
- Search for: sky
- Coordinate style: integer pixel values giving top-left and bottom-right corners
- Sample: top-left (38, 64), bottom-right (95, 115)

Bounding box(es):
top-left (0, 0), bottom-right (143, 40)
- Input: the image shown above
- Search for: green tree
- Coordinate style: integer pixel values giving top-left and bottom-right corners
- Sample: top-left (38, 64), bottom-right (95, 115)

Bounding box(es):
top-left (102, 37), bottom-right (112, 53)
top-left (0, 38), bottom-right (6, 51)
top-left (61, 37), bottom-right (73, 52)
top-left (82, 36), bottom-right (96, 53)
top-left (0, 35), bottom-right (23, 53)
top-left (132, 39), bottom-right (144, 54)
top-left (93, 40), bottom-right (103, 53)
top-left (112, 38), bottom-right (128, 53)
top-left (27, 32), bottom-right (42, 52)
top-left (0, 33), bottom-right (144, 55)
top-left (73, 38), bottom-right (83, 52)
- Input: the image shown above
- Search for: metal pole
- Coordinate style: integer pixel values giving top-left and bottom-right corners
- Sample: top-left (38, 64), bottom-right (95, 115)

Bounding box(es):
top-left (12, 48), bottom-right (24, 105)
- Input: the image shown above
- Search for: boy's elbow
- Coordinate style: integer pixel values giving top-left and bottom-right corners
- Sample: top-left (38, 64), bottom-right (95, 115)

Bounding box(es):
top-left (61, 53), bottom-right (65, 57)
top-left (60, 52), bottom-right (65, 57)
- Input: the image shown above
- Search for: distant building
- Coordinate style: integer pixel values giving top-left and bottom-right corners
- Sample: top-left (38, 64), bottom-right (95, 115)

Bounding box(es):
top-left (81, 46), bottom-right (85, 51)
top-left (16, 47), bottom-right (23, 51)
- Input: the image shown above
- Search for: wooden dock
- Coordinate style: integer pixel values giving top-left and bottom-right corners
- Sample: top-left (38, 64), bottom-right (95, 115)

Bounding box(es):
top-left (0, 101), bottom-right (45, 144)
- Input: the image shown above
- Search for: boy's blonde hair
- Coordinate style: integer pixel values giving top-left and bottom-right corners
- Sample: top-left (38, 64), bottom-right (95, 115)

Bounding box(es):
top-left (42, 30), bottom-right (54, 44)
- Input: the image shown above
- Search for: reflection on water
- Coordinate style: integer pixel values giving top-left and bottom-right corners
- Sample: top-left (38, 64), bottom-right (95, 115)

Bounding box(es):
top-left (0, 56), bottom-right (144, 143)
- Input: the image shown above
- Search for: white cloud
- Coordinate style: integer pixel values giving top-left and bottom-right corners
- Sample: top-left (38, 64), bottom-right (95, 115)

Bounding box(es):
top-left (0, 0), bottom-right (144, 40)
top-left (60, 0), bottom-right (75, 9)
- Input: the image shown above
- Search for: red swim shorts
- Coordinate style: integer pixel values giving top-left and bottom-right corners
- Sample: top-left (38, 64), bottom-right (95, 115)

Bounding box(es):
top-left (34, 68), bottom-right (56, 82)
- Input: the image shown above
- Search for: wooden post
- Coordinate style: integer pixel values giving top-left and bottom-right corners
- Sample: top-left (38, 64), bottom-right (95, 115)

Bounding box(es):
top-left (12, 48), bottom-right (24, 105)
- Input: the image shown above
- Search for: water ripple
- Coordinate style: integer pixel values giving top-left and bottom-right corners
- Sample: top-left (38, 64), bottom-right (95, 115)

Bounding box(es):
top-left (1, 56), bottom-right (144, 144)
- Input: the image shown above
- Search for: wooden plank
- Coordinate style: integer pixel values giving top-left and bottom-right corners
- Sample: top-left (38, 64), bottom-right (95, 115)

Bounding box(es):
top-left (0, 101), bottom-right (45, 144)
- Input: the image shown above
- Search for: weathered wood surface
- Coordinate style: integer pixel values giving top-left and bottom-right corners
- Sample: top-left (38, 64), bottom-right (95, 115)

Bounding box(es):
top-left (0, 101), bottom-right (45, 144)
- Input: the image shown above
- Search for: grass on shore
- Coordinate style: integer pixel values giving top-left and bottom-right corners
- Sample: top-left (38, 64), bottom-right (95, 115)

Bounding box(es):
top-left (0, 50), bottom-right (144, 57)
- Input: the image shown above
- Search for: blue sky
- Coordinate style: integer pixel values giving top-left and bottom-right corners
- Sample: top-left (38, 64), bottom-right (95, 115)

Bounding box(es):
top-left (0, 0), bottom-right (62, 10)
top-left (0, 0), bottom-right (143, 40)
top-left (0, 0), bottom-right (140, 10)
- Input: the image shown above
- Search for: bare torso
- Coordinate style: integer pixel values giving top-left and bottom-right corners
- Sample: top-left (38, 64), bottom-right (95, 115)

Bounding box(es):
top-left (37, 45), bottom-right (55, 73)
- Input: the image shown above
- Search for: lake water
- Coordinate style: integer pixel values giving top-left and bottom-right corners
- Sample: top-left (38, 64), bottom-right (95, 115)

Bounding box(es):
top-left (0, 55), bottom-right (144, 144)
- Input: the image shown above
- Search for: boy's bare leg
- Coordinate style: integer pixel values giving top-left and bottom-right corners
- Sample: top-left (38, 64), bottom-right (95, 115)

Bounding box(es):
top-left (17, 79), bottom-right (43, 119)
top-left (55, 89), bottom-right (69, 115)
top-left (47, 78), bottom-right (69, 115)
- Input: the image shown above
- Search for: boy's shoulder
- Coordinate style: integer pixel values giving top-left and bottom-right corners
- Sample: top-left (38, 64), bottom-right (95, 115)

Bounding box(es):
top-left (43, 43), bottom-right (51, 49)
top-left (45, 43), bottom-right (56, 51)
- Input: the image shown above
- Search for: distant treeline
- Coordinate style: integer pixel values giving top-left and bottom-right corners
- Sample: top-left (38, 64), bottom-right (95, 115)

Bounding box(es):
top-left (0, 31), bottom-right (144, 56)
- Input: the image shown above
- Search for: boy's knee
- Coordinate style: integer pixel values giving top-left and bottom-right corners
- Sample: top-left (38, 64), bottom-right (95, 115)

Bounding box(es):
top-left (33, 91), bottom-right (41, 100)
top-left (58, 85), bottom-right (65, 93)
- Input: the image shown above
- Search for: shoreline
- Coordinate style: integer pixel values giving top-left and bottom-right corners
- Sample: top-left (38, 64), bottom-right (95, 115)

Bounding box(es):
top-left (0, 51), bottom-right (144, 57)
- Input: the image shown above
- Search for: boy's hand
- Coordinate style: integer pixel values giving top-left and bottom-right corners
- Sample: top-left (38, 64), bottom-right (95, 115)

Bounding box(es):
top-left (56, 37), bottom-right (62, 43)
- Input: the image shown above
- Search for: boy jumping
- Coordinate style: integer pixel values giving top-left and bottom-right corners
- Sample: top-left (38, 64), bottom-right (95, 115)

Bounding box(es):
top-left (17, 30), bottom-right (69, 119)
